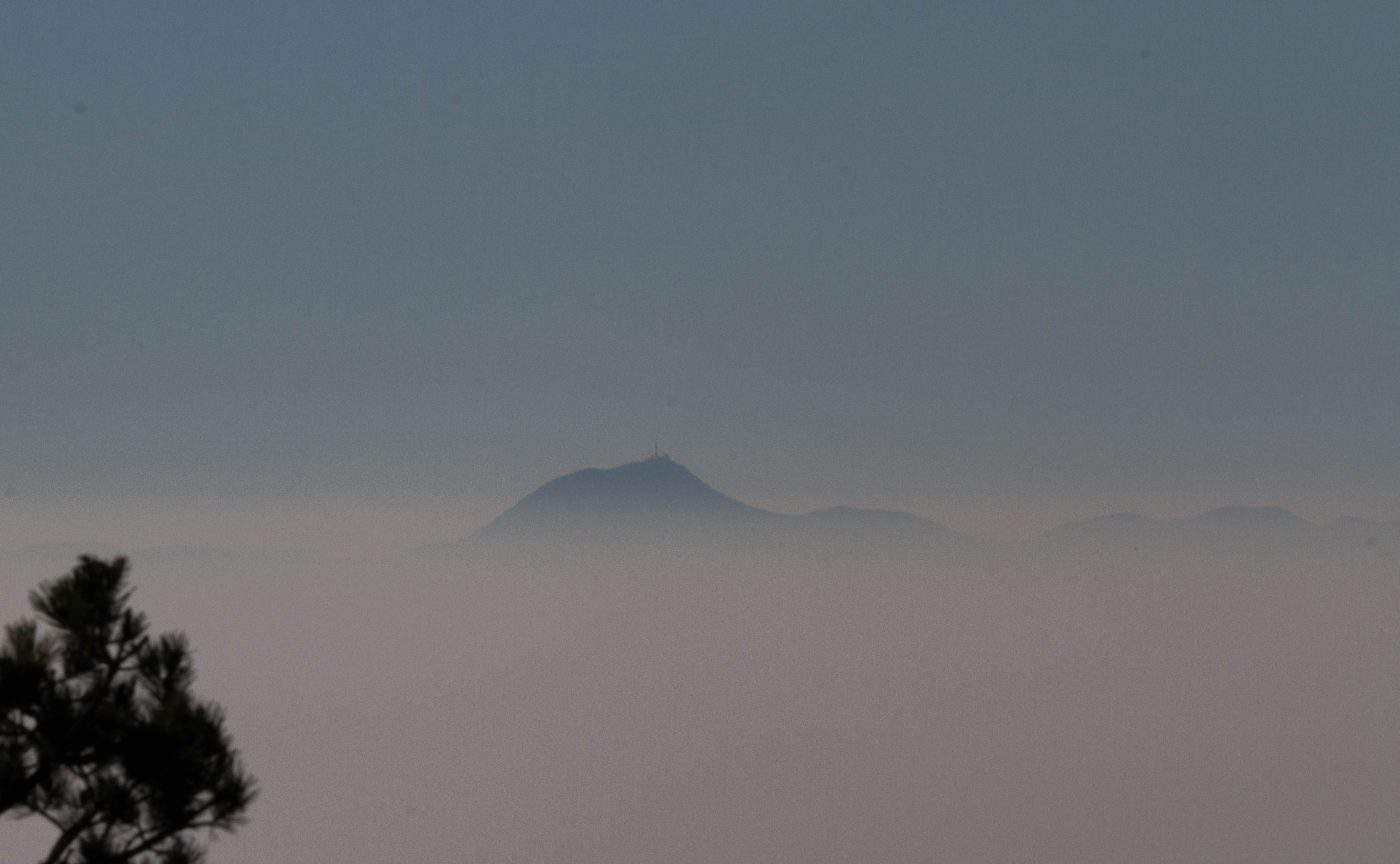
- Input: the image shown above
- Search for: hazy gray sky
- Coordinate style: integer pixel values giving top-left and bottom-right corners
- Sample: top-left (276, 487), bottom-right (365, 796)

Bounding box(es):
top-left (5, 1), bottom-right (1399, 511)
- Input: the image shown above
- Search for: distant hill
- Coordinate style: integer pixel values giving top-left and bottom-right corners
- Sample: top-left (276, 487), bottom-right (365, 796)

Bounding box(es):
top-left (478, 457), bottom-right (1399, 560)
top-left (478, 455), bottom-right (964, 547)
top-left (480, 455), bottom-right (760, 539)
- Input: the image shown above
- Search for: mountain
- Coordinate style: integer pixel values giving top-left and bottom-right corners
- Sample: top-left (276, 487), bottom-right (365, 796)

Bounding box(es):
top-left (480, 455), bottom-right (762, 540)
top-left (478, 455), bottom-right (962, 547)
top-left (480, 457), bottom-right (1395, 559)
top-left (495, 455), bottom-right (756, 519)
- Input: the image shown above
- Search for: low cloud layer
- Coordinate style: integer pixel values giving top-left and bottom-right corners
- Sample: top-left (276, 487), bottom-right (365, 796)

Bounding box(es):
top-left (5, 528), bottom-right (1396, 862)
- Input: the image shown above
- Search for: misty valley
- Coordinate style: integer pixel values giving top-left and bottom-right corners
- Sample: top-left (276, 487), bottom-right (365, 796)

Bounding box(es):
top-left (4, 458), bottom-right (1396, 862)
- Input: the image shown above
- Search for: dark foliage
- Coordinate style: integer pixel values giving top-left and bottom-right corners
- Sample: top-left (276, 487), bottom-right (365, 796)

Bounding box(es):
top-left (1, 557), bottom-right (255, 864)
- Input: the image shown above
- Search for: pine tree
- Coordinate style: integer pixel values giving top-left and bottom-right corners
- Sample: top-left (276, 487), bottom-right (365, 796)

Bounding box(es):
top-left (1, 556), bottom-right (255, 864)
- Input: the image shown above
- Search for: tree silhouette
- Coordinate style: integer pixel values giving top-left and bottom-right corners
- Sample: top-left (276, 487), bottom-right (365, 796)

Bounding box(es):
top-left (1, 556), bottom-right (255, 864)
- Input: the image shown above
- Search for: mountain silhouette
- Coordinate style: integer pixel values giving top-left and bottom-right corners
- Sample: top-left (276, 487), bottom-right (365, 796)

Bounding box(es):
top-left (478, 455), bottom-right (961, 546)
top-left (479, 457), bottom-right (1394, 558)
top-left (485, 455), bottom-right (755, 525)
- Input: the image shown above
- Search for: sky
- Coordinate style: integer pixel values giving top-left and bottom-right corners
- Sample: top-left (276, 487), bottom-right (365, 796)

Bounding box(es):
top-left (4, 1), bottom-right (1400, 540)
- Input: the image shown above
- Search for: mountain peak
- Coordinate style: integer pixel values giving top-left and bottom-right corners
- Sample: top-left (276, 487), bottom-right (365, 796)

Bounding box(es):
top-left (526, 455), bottom-right (743, 510)
top-left (477, 456), bottom-right (968, 547)
top-left (479, 455), bottom-right (761, 539)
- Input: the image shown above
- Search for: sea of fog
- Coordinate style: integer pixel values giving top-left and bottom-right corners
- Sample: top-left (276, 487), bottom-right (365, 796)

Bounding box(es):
top-left (3, 536), bottom-right (1397, 862)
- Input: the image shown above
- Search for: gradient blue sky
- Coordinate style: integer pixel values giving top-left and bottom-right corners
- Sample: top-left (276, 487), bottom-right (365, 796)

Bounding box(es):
top-left (4, 1), bottom-right (1399, 517)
